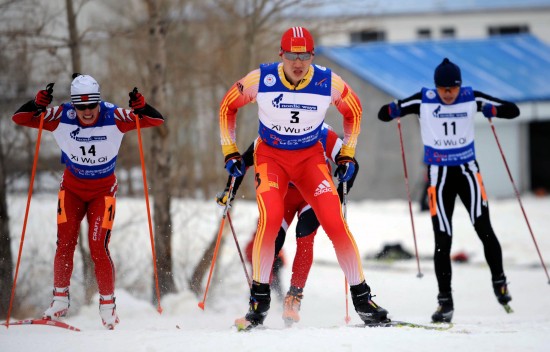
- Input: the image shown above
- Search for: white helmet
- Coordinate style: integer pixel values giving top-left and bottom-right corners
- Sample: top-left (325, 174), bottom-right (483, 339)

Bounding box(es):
top-left (71, 74), bottom-right (100, 104)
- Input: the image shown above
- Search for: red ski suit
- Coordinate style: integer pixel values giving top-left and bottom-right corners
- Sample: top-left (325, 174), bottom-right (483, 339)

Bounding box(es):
top-left (220, 62), bottom-right (365, 285)
top-left (13, 101), bottom-right (164, 295)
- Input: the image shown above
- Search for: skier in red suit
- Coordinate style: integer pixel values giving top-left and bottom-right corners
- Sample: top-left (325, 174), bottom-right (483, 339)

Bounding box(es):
top-left (218, 27), bottom-right (388, 329)
top-left (12, 74), bottom-right (164, 329)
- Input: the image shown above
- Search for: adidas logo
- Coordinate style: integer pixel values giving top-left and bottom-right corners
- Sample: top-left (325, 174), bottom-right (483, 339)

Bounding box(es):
top-left (314, 180), bottom-right (332, 197)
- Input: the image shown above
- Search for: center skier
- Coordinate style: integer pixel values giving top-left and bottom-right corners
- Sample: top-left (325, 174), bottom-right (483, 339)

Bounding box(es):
top-left (218, 26), bottom-right (389, 330)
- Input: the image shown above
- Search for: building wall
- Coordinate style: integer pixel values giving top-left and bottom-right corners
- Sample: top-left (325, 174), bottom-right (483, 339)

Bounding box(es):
top-left (316, 10), bottom-right (550, 45)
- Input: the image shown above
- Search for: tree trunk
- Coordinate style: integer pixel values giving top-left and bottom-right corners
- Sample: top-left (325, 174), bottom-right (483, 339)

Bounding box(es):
top-left (65, 0), bottom-right (81, 73)
top-left (145, 0), bottom-right (176, 303)
top-left (65, 0), bottom-right (94, 303)
top-left (0, 124), bottom-right (14, 318)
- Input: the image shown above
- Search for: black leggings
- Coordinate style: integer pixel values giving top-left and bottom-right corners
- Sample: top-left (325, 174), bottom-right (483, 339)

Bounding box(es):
top-left (428, 161), bottom-right (505, 293)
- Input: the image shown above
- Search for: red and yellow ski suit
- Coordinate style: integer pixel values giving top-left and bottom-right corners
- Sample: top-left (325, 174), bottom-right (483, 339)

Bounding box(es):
top-left (219, 62), bottom-right (366, 285)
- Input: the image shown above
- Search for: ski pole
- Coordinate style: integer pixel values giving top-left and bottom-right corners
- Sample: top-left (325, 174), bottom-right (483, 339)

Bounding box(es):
top-left (131, 87), bottom-right (163, 313)
top-left (227, 211), bottom-right (252, 288)
top-left (198, 177), bottom-right (236, 310)
top-left (396, 118), bottom-right (423, 278)
top-left (487, 118), bottom-right (550, 284)
top-left (342, 181), bottom-right (351, 324)
top-left (6, 83), bottom-right (54, 328)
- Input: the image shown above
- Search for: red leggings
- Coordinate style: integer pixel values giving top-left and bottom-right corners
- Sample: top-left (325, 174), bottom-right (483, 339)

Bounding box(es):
top-left (252, 141), bottom-right (365, 285)
top-left (54, 170), bottom-right (117, 295)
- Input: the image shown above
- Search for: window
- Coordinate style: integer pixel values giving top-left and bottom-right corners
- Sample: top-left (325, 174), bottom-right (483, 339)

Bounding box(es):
top-left (488, 25), bottom-right (529, 36)
top-left (441, 27), bottom-right (455, 38)
top-left (350, 29), bottom-right (386, 43)
top-left (417, 28), bottom-right (431, 40)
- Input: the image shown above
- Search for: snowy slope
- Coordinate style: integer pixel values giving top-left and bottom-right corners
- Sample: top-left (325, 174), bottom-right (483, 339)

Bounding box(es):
top-left (2, 194), bottom-right (550, 351)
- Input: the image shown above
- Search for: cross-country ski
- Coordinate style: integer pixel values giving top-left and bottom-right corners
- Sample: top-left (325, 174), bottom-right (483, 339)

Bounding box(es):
top-left (2, 318), bottom-right (81, 332)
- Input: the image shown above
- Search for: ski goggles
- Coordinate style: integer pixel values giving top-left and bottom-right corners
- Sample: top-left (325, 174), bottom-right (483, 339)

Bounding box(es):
top-left (282, 51), bottom-right (313, 61)
top-left (74, 102), bottom-right (99, 111)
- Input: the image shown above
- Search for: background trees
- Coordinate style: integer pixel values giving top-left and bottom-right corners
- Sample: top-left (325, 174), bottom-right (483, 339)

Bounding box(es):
top-left (0, 0), bottom-right (325, 316)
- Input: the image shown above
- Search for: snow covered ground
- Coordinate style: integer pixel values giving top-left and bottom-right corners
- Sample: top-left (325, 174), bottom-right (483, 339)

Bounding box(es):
top-left (2, 193), bottom-right (550, 351)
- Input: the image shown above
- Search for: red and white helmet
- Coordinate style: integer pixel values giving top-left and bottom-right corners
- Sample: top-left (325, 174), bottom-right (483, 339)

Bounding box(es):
top-left (280, 27), bottom-right (314, 54)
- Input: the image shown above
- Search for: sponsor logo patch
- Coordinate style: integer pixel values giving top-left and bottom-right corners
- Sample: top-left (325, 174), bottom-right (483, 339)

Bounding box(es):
top-left (314, 180), bottom-right (332, 197)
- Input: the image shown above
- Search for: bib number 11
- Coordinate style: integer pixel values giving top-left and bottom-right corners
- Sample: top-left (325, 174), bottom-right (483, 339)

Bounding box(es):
top-left (442, 121), bottom-right (456, 136)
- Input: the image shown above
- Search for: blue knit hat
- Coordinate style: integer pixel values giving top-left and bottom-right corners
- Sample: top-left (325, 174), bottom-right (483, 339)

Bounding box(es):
top-left (434, 58), bottom-right (462, 87)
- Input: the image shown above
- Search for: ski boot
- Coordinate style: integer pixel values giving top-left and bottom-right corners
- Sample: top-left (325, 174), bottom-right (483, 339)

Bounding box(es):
top-left (282, 286), bottom-right (303, 326)
top-left (431, 292), bottom-right (454, 323)
top-left (235, 282), bottom-right (271, 331)
top-left (493, 278), bottom-right (513, 313)
top-left (43, 287), bottom-right (70, 320)
top-left (99, 295), bottom-right (120, 330)
top-left (350, 281), bottom-right (389, 324)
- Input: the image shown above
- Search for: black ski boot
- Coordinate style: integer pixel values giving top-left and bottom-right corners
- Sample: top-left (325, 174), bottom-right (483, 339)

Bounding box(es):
top-left (492, 278), bottom-right (512, 305)
top-left (235, 282), bottom-right (271, 330)
top-left (350, 281), bottom-right (389, 324)
top-left (431, 292), bottom-right (454, 323)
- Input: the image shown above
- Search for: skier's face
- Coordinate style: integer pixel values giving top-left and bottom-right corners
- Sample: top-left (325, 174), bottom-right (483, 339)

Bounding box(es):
top-left (281, 51), bottom-right (314, 86)
top-left (74, 103), bottom-right (100, 125)
top-left (436, 86), bottom-right (460, 105)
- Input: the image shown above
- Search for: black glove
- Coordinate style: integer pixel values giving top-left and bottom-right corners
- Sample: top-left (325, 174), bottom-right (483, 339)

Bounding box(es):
top-left (34, 83), bottom-right (55, 110)
top-left (215, 187), bottom-right (235, 208)
top-left (129, 87), bottom-right (146, 110)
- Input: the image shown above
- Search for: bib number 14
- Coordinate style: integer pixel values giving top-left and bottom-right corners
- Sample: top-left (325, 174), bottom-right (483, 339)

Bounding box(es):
top-left (79, 145), bottom-right (96, 156)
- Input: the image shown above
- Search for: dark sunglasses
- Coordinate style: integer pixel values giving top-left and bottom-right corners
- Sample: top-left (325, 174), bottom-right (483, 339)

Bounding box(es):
top-left (74, 102), bottom-right (99, 111)
top-left (283, 52), bottom-right (313, 61)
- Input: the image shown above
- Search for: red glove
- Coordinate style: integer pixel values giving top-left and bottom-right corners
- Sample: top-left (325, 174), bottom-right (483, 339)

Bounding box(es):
top-left (34, 89), bottom-right (53, 109)
top-left (129, 87), bottom-right (146, 110)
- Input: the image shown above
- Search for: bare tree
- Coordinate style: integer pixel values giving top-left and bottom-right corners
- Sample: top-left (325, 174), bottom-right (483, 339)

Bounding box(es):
top-left (0, 121), bottom-right (13, 319)
top-left (143, 0), bottom-right (177, 299)
top-left (0, 0), bottom-right (54, 319)
top-left (63, 0), bottom-right (99, 305)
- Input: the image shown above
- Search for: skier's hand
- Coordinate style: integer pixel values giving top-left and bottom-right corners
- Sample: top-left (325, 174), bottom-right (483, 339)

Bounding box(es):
top-left (482, 103), bottom-right (496, 118)
top-left (129, 87), bottom-right (146, 111)
top-left (388, 100), bottom-right (401, 119)
top-left (215, 188), bottom-right (234, 208)
top-left (224, 153), bottom-right (246, 177)
top-left (334, 154), bottom-right (356, 183)
top-left (34, 83), bottom-right (55, 110)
